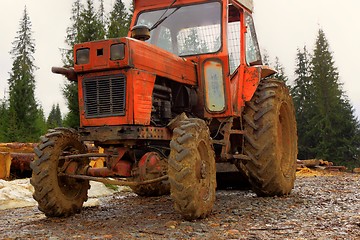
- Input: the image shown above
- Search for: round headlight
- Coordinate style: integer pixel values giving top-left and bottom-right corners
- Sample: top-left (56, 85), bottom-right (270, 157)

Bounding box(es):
top-left (110, 44), bottom-right (125, 61)
top-left (76, 48), bottom-right (90, 65)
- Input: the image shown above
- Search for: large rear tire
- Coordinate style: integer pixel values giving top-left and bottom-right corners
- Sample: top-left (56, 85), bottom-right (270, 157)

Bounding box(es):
top-left (243, 79), bottom-right (297, 197)
top-left (30, 128), bottom-right (90, 217)
top-left (168, 118), bottom-right (216, 220)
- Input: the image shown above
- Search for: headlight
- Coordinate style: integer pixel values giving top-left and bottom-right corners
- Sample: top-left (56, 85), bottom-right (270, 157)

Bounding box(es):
top-left (76, 48), bottom-right (90, 65)
top-left (110, 43), bottom-right (125, 61)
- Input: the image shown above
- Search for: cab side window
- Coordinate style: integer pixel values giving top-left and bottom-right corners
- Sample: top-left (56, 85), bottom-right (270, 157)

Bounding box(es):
top-left (245, 12), bottom-right (262, 65)
top-left (227, 4), bottom-right (241, 74)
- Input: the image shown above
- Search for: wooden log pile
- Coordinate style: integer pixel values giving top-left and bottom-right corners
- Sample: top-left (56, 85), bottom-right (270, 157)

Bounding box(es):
top-left (0, 143), bottom-right (36, 179)
top-left (0, 142), bottom-right (105, 180)
top-left (297, 159), bottom-right (347, 172)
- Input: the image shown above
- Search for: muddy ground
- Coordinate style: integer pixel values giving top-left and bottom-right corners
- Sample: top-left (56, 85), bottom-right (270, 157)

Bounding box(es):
top-left (0, 171), bottom-right (359, 240)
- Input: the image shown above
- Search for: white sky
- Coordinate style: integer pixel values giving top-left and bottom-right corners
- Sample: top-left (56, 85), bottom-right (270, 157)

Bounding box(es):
top-left (0, 0), bottom-right (359, 119)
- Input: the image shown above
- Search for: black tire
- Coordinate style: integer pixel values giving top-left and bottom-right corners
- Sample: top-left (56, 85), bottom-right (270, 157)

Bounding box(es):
top-left (168, 118), bottom-right (216, 220)
top-left (243, 79), bottom-right (297, 197)
top-left (30, 128), bottom-right (90, 217)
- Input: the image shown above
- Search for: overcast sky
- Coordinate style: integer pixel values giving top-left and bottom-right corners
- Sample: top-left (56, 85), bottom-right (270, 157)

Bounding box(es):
top-left (0, 0), bottom-right (359, 119)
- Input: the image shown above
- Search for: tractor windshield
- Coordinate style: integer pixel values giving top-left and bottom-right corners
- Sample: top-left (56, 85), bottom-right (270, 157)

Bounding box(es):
top-left (136, 2), bottom-right (221, 56)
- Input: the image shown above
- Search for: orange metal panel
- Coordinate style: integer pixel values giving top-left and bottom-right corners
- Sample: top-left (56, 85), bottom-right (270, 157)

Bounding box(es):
top-left (128, 39), bottom-right (197, 86)
top-left (78, 69), bottom-right (156, 127)
top-left (242, 66), bottom-right (261, 101)
top-left (74, 37), bottom-right (197, 87)
top-left (78, 70), bottom-right (132, 127)
top-left (74, 39), bottom-right (130, 72)
top-left (131, 70), bottom-right (156, 125)
top-left (230, 70), bottom-right (242, 115)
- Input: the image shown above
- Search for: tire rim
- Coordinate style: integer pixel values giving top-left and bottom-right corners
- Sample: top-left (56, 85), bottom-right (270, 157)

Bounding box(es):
top-left (57, 145), bottom-right (85, 199)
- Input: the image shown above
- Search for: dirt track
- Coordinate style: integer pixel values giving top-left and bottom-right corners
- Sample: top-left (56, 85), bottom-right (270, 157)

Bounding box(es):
top-left (0, 171), bottom-right (359, 239)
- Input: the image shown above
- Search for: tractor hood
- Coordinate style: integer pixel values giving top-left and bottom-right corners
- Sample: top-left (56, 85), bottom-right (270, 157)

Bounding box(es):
top-left (73, 37), bottom-right (197, 86)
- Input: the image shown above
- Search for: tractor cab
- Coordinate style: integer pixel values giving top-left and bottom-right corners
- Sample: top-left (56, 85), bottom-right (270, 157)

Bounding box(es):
top-left (133, 0), bottom-right (261, 65)
top-left (130, 0), bottom-right (266, 117)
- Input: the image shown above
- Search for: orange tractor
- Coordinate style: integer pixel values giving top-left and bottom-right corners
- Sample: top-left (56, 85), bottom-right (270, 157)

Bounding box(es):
top-left (31, 0), bottom-right (297, 220)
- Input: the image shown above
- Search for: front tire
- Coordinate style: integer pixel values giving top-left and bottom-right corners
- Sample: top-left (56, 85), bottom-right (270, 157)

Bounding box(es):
top-left (243, 79), bottom-right (297, 197)
top-left (30, 128), bottom-right (90, 217)
top-left (168, 118), bottom-right (216, 220)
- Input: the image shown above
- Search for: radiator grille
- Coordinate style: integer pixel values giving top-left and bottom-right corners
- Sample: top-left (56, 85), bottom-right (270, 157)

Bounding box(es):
top-left (83, 74), bottom-right (126, 118)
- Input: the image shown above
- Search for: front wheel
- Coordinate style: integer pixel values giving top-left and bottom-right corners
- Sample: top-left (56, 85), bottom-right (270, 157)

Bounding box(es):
top-left (130, 152), bottom-right (170, 197)
top-left (242, 79), bottom-right (298, 197)
top-left (30, 128), bottom-right (90, 217)
top-left (168, 118), bottom-right (216, 220)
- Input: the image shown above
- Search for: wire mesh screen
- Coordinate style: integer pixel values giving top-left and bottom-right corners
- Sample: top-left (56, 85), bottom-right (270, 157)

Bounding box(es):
top-left (177, 24), bottom-right (221, 56)
top-left (228, 22), bottom-right (240, 74)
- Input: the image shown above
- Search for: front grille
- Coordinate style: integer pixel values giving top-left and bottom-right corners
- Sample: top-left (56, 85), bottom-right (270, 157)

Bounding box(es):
top-left (83, 74), bottom-right (126, 118)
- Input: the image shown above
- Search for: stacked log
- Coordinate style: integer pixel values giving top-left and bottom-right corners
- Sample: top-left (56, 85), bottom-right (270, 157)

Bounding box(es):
top-left (0, 142), bottom-right (105, 180)
top-left (0, 143), bottom-right (36, 179)
top-left (0, 152), bottom-right (12, 179)
top-left (297, 159), bottom-right (347, 172)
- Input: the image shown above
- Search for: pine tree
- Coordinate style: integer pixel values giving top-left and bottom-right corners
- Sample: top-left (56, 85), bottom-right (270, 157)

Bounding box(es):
top-left (126, 2), bottom-right (134, 31)
top-left (261, 52), bottom-right (288, 84)
top-left (273, 56), bottom-right (288, 84)
top-left (47, 103), bottom-right (63, 129)
top-left (62, 81), bottom-right (79, 128)
top-left (0, 100), bottom-right (8, 142)
top-left (309, 29), bottom-right (360, 167)
top-left (62, 0), bottom-right (83, 128)
top-left (98, 0), bottom-right (107, 38)
top-left (55, 104), bottom-right (63, 126)
top-left (63, 0), bottom-right (107, 128)
top-left (78, 0), bottom-right (106, 42)
top-left (107, 0), bottom-right (129, 38)
top-left (7, 7), bottom-right (43, 142)
top-left (262, 49), bottom-right (270, 66)
top-left (63, 0), bottom-right (83, 67)
top-left (292, 46), bottom-right (315, 159)
top-left (36, 106), bottom-right (47, 136)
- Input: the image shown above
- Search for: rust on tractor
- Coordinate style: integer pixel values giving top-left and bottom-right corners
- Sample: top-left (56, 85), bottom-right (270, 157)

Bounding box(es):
top-left (87, 148), bottom-right (132, 177)
top-left (79, 126), bottom-right (172, 142)
top-left (30, 0), bottom-right (298, 221)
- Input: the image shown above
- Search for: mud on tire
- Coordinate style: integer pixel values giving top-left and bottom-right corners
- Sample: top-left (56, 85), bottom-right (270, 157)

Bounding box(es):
top-left (30, 128), bottom-right (90, 217)
top-left (130, 153), bottom-right (170, 197)
top-left (168, 118), bottom-right (216, 220)
top-left (243, 79), bottom-right (297, 197)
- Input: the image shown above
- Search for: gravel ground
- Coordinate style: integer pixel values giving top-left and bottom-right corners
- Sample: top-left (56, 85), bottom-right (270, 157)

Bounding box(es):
top-left (0, 170), bottom-right (359, 240)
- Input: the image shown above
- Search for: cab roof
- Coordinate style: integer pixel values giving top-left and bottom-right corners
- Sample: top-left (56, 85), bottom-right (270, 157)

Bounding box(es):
top-left (134, 0), bottom-right (254, 12)
top-left (235, 0), bottom-right (253, 12)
